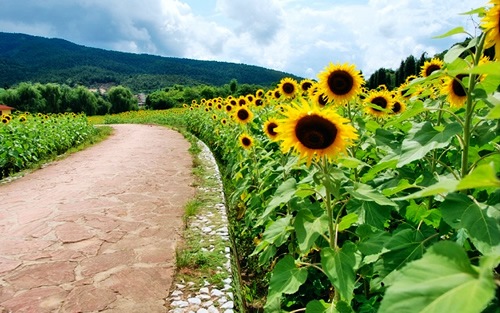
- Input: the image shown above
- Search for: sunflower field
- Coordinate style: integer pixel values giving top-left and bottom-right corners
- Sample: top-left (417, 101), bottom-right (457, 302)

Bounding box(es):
top-left (0, 112), bottom-right (97, 179)
top-left (177, 5), bottom-right (500, 313)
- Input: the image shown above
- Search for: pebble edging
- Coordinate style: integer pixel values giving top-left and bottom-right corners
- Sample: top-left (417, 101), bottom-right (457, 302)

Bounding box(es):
top-left (167, 141), bottom-right (236, 313)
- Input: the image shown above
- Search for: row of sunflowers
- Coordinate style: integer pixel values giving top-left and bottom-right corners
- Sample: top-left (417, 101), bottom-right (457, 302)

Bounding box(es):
top-left (182, 4), bottom-right (500, 312)
top-left (0, 112), bottom-right (97, 179)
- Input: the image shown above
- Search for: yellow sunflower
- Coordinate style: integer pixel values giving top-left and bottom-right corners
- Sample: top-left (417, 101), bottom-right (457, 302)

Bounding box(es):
top-left (263, 118), bottom-right (279, 140)
top-left (299, 79), bottom-right (315, 94)
top-left (313, 92), bottom-right (330, 107)
top-left (278, 77), bottom-right (299, 99)
top-left (482, 0), bottom-right (500, 59)
top-left (441, 74), bottom-right (467, 108)
top-left (254, 98), bottom-right (264, 107)
top-left (221, 118), bottom-right (228, 126)
top-left (246, 94), bottom-right (255, 104)
top-left (225, 104), bottom-right (234, 113)
top-left (272, 89), bottom-right (281, 100)
top-left (256, 89), bottom-right (265, 98)
top-left (239, 133), bottom-right (254, 149)
top-left (233, 106), bottom-right (254, 124)
top-left (275, 98), bottom-right (358, 164)
top-left (1, 116), bottom-right (9, 124)
top-left (317, 63), bottom-right (364, 104)
top-left (420, 58), bottom-right (444, 77)
top-left (238, 96), bottom-right (247, 106)
top-left (391, 98), bottom-right (406, 114)
top-left (18, 115), bottom-right (27, 122)
top-left (364, 90), bottom-right (393, 117)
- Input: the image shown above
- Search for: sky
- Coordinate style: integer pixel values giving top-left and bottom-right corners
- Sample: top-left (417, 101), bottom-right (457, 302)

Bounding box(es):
top-left (0, 0), bottom-right (488, 79)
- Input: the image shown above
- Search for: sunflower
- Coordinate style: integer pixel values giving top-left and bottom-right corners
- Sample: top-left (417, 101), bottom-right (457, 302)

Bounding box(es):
top-left (221, 118), bottom-right (228, 126)
top-left (256, 89), bottom-right (265, 98)
top-left (313, 92), bottom-right (330, 107)
top-left (441, 74), bottom-right (467, 108)
top-left (234, 106), bottom-right (254, 124)
top-left (263, 118), bottom-right (279, 140)
top-left (299, 79), bottom-right (315, 94)
top-left (275, 98), bottom-right (358, 164)
top-left (254, 98), bottom-right (264, 107)
top-left (317, 63), bottom-right (364, 104)
top-left (1, 116), bottom-right (9, 124)
top-left (420, 58), bottom-right (444, 77)
top-left (482, 0), bottom-right (500, 59)
top-left (225, 104), bottom-right (233, 113)
top-left (18, 115), bottom-right (27, 122)
top-left (246, 94), bottom-right (255, 104)
top-left (238, 96), bottom-right (247, 106)
top-left (364, 90), bottom-right (393, 117)
top-left (391, 98), bottom-right (406, 114)
top-left (239, 133), bottom-right (254, 149)
top-left (272, 89), bottom-right (281, 100)
top-left (278, 77), bottom-right (299, 99)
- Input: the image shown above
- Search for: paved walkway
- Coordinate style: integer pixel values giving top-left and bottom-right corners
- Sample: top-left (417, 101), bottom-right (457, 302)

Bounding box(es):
top-left (0, 124), bottom-right (195, 313)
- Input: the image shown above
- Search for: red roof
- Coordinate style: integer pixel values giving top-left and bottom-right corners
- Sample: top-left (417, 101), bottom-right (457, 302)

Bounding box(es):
top-left (0, 104), bottom-right (15, 110)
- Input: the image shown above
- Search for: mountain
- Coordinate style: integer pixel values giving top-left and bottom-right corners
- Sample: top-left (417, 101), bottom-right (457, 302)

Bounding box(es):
top-left (0, 32), bottom-right (300, 92)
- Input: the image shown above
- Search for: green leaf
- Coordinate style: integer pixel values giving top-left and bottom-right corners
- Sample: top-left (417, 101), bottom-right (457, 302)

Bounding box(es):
top-left (433, 26), bottom-right (466, 39)
top-left (265, 255), bottom-right (308, 310)
top-left (457, 162), bottom-right (500, 190)
top-left (357, 225), bottom-right (391, 256)
top-left (361, 158), bottom-right (398, 183)
top-left (379, 241), bottom-right (497, 313)
top-left (361, 201), bottom-right (393, 230)
top-left (338, 213), bottom-right (359, 232)
top-left (398, 122), bottom-right (462, 167)
top-left (338, 156), bottom-right (368, 169)
top-left (441, 193), bottom-right (500, 254)
top-left (295, 209), bottom-right (329, 253)
top-left (321, 242), bottom-right (357, 302)
top-left (459, 61), bottom-right (500, 76)
top-left (257, 177), bottom-right (297, 226)
top-left (382, 179), bottom-right (416, 197)
top-left (395, 178), bottom-right (458, 200)
top-left (486, 102), bottom-right (500, 119)
top-left (306, 300), bottom-right (331, 313)
top-left (347, 183), bottom-right (397, 207)
top-left (261, 215), bottom-right (293, 247)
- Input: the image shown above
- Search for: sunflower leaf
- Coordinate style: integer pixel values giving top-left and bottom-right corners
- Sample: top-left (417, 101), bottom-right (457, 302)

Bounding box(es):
top-left (397, 121), bottom-right (462, 167)
top-left (433, 26), bottom-right (466, 39)
top-left (378, 241), bottom-right (497, 313)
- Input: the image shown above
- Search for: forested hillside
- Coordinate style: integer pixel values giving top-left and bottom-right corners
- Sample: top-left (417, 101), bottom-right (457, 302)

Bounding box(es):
top-left (0, 32), bottom-right (300, 92)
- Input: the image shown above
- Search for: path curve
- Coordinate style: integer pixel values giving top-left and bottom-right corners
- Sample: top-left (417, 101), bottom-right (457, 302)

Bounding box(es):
top-left (0, 124), bottom-right (194, 313)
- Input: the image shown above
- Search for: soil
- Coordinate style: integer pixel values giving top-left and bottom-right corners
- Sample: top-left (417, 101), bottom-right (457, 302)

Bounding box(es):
top-left (0, 124), bottom-right (195, 313)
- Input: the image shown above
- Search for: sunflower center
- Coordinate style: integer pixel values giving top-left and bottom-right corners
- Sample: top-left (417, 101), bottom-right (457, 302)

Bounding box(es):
top-left (425, 64), bottom-right (441, 77)
top-left (295, 115), bottom-right (338, 149)
top-left (318, 94), bottom-right (329, 106)
top-left (255, 98), bottom-right (263, 106)
top-left (267, 122), bottom-right (278, 136)
top-left (371, 96), bottom-right (388, 112)
top-left (282, 82), bottom-right (295, 94)
top-left (301, 82), bottom-right (313, 92)
top-left (241, 137), bottom-right (252, 147)
top-left (452, 74), bottom-right (467, 97)
top-left (328, 70), bottom-right (353, 95)
top-left (237, 108), bottom-right (249, 121)
top-left (392, 101), bottom-right (402, 113)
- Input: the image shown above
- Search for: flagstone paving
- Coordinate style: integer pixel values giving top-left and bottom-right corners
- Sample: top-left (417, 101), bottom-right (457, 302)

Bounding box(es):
top-left (0, 124), bottom-right (195, 313)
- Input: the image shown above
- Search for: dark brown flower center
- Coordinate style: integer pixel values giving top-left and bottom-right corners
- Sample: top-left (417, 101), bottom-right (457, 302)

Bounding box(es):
top-left (425, 64), bottom-right (441, 77)
top-left (274, 90), bottom-right (281, 98)
top-left (237, 108), bottom-right (250, 121)
top-left (226, 105), bottom-right (233, 112)
top-left (318, 93), bottom-right (329, 106)
top-left (282, 82), bottom-right (295, 95)
top-left (267, 122), bottom-right (278, 136)
top-left (241, 137), bottom-right (252, 147)
top-left (255, 98), bottom-right (263, 106)
top-left (392, 101), bottom-right (402, 113)
top-left (452, 74), bottom-right (467, 97)
top-left (328, 70), bottom-right (354, 95)
top-left (301, 82), bottom-right (313, 92)
top-left (238, 98), bottom-right (246, 106)
top-left (371, 96), bottom-right (388, 112)
top-left (295, 115), bottom-right (338, 149)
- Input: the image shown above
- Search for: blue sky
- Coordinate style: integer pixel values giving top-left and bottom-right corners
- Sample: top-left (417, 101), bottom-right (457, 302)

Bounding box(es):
top-left (0, 0), bottom-right (487, 79)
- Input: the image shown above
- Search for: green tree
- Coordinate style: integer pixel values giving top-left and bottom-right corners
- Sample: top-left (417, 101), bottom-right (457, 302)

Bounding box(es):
top-left (16, 82), bottom-right (45, 112)
top-left (71, 86), bottom-right (97, 115)
top-left (108, 86), bottom-right (137, 114)
top-left (38, 83), bottom-right (62, 113)
top-left (146, 90), bottom-right (177, 110)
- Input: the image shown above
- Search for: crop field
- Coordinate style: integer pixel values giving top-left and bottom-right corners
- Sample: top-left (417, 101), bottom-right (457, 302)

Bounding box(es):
top-left (0, 112), bottom-right (97, 179)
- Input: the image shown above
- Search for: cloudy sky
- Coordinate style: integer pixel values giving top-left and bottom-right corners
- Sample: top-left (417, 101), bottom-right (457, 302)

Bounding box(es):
top-left (0, 0), bottom-right (487, 78)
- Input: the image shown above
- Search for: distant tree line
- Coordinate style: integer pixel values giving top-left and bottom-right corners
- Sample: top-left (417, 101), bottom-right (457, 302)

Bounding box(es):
top-left (0, 83), bottom-right (137, 115)
top-left (0, 79), bottom-right (266, 114)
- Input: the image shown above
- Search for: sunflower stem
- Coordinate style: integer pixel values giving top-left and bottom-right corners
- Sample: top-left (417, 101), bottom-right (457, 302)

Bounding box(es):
top-left (321, 156), bottom-right (337, 250)
top-left (461, 33), bottom-right (485, 179)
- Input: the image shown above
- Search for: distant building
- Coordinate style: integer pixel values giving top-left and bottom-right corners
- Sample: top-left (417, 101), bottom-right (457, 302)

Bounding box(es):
top-left (0, 104), bottom-right (15, 115)
top-left (136, 93), bottom-right (146, 107)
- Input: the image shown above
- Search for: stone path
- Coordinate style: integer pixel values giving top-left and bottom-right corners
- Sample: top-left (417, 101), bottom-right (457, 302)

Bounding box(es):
top-left (0, 124), bottom-right (195, 313)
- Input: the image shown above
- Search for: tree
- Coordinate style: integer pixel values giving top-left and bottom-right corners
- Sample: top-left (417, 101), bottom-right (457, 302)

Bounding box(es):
top-left (71, 86), bottom-right (97, 115)
top-left (107, 86), bottom-right (137, 114)
top-left (38, 83), bottom-right (62, 113)
top-left (146, 90), bottom-right (177, 110)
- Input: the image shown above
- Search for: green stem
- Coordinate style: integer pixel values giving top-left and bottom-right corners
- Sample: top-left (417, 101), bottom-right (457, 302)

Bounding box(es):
top-left (322, 156), bottom-right (337, 250)
top-left (461, 33), bottom-right (485, 178)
